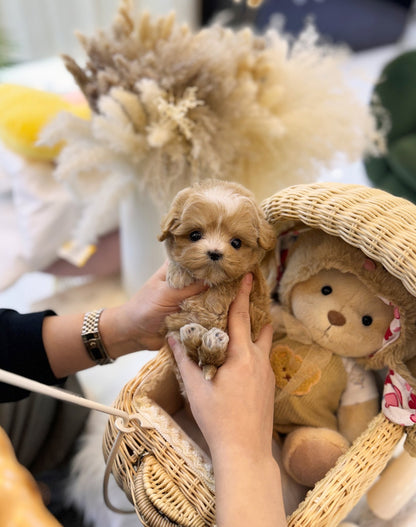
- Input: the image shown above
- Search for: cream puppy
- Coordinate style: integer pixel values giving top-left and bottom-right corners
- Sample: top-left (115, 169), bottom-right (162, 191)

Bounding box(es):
top-left (159, 179), bottom-right (276, 379)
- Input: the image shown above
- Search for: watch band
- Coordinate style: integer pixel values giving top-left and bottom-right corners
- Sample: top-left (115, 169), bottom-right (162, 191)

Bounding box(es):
top-left (81, 309), bottom-right (114, 365)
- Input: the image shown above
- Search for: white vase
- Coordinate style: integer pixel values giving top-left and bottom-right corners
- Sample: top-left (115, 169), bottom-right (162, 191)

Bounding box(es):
top-left (119, 187), bottom-right (166, 296)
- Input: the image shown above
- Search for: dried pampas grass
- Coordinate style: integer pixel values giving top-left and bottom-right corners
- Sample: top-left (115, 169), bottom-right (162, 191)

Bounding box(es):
top-left (40, 0), bottom-right (381, 248)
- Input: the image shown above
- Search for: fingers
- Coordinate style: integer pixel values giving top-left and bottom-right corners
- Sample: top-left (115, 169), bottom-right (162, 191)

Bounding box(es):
top-left (153, 260), bottom-right (169, 280)
top-left (255, 323), bottom-right (273, 356)
top-left (155, 260), bottom-right (207, 299)
top-left (228, 274), bottom-right (253, 347)
top-left (228, 274), bottom-right (273, 361)
top-left (168, 334), bottom-right (201, 388)
top-left (178, 279), bottom-right (208, 298)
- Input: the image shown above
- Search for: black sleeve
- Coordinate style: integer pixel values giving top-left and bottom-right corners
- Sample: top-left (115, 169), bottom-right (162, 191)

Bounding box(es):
top-left (0, 309), bottom-right (67, 402)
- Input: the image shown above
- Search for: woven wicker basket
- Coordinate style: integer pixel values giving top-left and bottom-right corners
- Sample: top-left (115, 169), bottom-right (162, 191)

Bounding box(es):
top-left (104, 182), bottom-right (416, 527)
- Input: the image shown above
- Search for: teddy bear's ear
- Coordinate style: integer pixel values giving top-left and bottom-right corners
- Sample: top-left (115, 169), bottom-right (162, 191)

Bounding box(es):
top-left (258, 218), bottom-right (276, 251)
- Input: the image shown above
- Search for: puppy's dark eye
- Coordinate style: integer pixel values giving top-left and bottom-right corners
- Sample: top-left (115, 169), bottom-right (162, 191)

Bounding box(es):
top-left (231, 238), bottom-right (242, 250)
top-left (189, 231), bottom-right (203, 242)
top-left (321, 285), bottom-right (332, 295)
top-left (362, 315), bottom-right (373, 326)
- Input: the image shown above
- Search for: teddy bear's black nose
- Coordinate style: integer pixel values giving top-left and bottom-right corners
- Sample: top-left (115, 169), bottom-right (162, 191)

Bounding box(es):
top-left (327, 310), bottom-right (346, 326)
top-left (208, 251), bottom-right (223, 261)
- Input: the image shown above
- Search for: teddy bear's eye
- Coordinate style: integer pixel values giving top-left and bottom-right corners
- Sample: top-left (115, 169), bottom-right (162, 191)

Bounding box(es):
top-left (189, 231), bottom-right (203, 242)
top-left (321, 285), bottom-right (332, 295)
top-left (362, 315), bottom-right (373, 327)
top-left (231, 238), bottom-right (242, 250)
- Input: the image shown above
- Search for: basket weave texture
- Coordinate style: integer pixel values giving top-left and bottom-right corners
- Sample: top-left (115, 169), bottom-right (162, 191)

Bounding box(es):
top-left (105, 182), bottom-right (416, 527)
top-left (261, 182), bottom-right (416, 298)
top-left (104, 346), bottom-right (216, 527)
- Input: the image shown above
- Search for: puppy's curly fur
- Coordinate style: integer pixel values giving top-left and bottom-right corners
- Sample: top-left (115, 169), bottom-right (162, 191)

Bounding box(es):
top-left (159, 179), bottom-right (276, 379)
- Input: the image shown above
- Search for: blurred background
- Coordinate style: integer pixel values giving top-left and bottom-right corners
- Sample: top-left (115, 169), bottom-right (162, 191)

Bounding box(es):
top-left (0, 0), bottom-right (414, 66)
top-left (203, 0), bottom-right (414, 50)
top-left (0, 0), bottom-right (198, 65)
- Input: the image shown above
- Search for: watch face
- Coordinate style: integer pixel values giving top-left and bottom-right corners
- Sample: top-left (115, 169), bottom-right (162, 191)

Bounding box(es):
top-left (82, 310), bottom-right (112, 364)
top-left (86, 338), bottom-right (102, 360)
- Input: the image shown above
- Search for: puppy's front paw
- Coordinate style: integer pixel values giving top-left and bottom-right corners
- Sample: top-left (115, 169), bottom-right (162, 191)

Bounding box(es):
top-left (199, 328), bottom-right (229, 380)
top-left (201, 328), bottom-right (229, 354)
top-left (179, 323), bottom-right (206, 362)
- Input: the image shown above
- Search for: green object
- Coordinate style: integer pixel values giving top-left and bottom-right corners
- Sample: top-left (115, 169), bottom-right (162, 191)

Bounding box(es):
top-left (365, 51), bottom-right (416, 202)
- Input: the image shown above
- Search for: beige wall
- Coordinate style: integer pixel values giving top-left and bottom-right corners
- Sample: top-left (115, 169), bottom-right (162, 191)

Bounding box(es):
top-left (0, 0), bottom-right (200, 63)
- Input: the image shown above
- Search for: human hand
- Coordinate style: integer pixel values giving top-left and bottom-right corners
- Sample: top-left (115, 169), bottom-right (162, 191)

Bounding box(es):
top-left (103, 261), bottom-right (207, 356)
top-left (169, 275), bottom-right (286, 527)
top-left (168, 273), bottom-right (275, 460)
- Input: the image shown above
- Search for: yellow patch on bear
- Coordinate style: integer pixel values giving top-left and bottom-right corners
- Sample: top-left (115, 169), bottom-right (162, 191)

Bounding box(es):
top-left (270, 344), bottom-right (321, 395)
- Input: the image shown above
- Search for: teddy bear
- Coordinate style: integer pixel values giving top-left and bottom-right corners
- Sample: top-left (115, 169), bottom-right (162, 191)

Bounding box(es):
top-left (268, 228), bottom-right (416, 488)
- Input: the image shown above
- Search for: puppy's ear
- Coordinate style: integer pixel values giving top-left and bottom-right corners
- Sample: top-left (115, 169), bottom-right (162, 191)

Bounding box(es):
top-left (158, 209), bottom-right (179, 241)
top-left (158, 187), bottom-right (193, 241)
top-left (258, 218), bottom-right (276, 251)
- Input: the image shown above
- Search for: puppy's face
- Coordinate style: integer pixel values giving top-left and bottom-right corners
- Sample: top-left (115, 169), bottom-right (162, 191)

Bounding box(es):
top-left (159, 182), bottom-right (275, 285)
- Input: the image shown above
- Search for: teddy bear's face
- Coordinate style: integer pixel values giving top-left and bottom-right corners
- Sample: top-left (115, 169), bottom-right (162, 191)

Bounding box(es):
top-left (290, 268), bottom-right (394, 358)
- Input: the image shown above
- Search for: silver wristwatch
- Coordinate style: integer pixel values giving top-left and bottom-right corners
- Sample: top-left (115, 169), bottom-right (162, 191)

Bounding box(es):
top-left (81, 309), bottom-right (114, 365)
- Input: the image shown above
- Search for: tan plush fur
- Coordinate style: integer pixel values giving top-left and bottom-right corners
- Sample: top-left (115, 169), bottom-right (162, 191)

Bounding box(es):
top-left (159, 179), bottom-right (275, 379)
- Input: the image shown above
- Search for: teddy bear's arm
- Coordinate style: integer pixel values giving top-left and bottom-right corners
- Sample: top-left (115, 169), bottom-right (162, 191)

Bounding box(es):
top-left (337, 359), bottom-right (380, 442)
top-left (338, 398), bottom-right (379, 443)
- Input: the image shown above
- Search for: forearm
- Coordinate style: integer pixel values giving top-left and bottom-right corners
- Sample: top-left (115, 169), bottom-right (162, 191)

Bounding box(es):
top-left (212, 447), bottom-right (287, 527)
top-left (43, 263), bottom-right (207, 378)
top-left (42, 306), bottom-right (136, 378)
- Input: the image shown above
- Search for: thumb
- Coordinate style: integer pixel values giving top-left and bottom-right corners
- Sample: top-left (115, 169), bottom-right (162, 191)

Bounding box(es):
top-left (168, 333), bottom-right (186, 366)
top-left (168, 333), bottom-right (201, 384)
top-left (255, 323), bottom-right (273, 356)
top-left (175, 279), bottom-right (208, 300)
top-left (228, 273), bottom-right (253, 348)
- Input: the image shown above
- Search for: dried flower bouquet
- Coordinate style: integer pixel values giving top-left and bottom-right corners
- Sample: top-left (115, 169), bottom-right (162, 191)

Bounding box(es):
top-left (40, 0), bottom-right (381, 251)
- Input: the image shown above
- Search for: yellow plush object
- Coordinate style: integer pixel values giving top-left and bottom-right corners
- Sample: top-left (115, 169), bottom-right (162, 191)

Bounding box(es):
top-left (0, 426), bottom-right (61, 526)
top-left (0, 83), bottom-right (90, 160)
top-left (271, 343), bottom-right (321, 396)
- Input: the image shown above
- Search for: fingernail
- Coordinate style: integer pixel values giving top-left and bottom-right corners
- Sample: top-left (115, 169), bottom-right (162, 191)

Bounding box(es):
top-left (167, 334), bottom-right (176, 347)
top-left (244, 273), bottom-right (253, 285)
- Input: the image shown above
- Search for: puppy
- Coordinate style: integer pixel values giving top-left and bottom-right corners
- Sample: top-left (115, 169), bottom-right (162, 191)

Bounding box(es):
top-left (159, 179), bottom-right (276, 379)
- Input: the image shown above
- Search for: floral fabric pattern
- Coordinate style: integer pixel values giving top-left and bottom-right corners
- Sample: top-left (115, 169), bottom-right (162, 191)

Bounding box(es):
top-left (383, 369), bottom-right (416, 426)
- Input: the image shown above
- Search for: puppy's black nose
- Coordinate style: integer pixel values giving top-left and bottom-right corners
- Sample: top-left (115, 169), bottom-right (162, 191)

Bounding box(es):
top-left (208, 251), bottom-right (223, 261)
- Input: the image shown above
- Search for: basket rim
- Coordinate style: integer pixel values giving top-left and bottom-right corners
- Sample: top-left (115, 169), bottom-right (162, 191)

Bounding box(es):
top-left (261, 182), bottom-right (416, 299)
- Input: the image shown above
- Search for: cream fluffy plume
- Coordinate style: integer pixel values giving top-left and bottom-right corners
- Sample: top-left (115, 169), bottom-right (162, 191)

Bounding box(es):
top-left (40, 0), bottom-right (381, 247)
